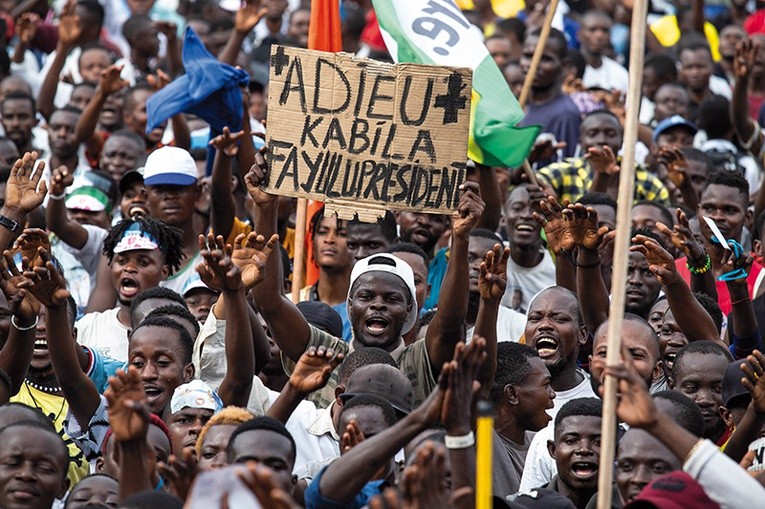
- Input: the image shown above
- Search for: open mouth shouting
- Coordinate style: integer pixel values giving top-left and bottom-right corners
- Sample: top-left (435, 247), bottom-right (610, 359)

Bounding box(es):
top-left (119, 276), bottom-right (140, 300)
top-left (570, 460), bottom-right (598, 481)
top-left (534, 335), bottom-right (559, 360)
top-left (364, 316), bottom-right (390, 336)
top-left (143, 384), bottom-right (163, 407)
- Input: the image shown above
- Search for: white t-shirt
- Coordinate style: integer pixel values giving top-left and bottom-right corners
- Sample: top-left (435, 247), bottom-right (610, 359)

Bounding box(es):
top-left (466, 305), bottom-right (527, 343)
top-left (501, 249), bottom-right (556, 313)
top-left (75, 307), bottom-right (130, 362)
top-left (582, 56), bottom-right (629, 92)
top-left (161, 252), bottom-right (204, 295)
top-left (709, 75), bottom-right (732, 100)
top-left (517, 373), bottom-right (598, 491)
top-left (59, 225), bottom-right (108, 291)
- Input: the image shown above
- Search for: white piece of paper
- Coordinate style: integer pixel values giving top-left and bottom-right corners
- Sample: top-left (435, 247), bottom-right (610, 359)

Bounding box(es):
top-left (703, 216), bottom-right (730, 250)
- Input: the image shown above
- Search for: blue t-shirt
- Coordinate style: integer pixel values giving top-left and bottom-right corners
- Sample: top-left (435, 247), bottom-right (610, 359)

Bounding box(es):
top-left (304, 465), bottom-right (386, 509)
top-left (84, 346), bottom-right (124, 393)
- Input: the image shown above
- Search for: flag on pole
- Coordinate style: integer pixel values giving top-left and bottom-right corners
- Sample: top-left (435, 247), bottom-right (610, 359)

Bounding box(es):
top-left (303, 0), bottom-right (343, 287)
top-left (371, 0), bottom-right (539, 168)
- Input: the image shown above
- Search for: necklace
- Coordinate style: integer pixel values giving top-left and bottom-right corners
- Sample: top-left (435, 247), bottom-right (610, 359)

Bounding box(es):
top-left (24, 378), bottom-right (62, 394)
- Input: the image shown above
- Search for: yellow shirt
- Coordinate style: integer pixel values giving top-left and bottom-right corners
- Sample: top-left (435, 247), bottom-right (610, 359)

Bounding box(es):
top-left (11, 382), bottom-right (89, 486)
top-left (455, 0), bottom-right (523, 19)
top-left (225, 217), bottom-right (296, 260)
top-left (650, 16), bottom-right (721, 61)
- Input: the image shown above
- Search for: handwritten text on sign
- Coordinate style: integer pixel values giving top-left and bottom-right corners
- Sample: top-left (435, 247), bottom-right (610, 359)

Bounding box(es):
top-left (264, 45), bottom-right (472, 221)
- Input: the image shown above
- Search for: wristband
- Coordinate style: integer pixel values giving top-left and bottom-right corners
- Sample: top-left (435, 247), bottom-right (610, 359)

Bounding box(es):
top-left (686, 254), bottom-right (711, 275)
top-left (11, 315), bottom-right (38, 331)
top-left (445, 431), bottom-right (475, 449)
top-left (0, 214), bottom-right (19, 233)
top-left (48, 192), bottom-right (66, 201)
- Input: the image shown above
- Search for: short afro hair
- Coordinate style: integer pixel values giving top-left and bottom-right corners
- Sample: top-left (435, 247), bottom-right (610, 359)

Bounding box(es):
top-left (130, 315), bottom-right (194, 364)
top-left (337, 347), bottom-right (396, 386)
top-left (227, 416), bottom-right (296, 464)
top-left (389, 242), bottom-right (430, 268)
top-left (146, 304), bottom-right (201, 338)
top-left (491, 343), bottom-right (541, 403)
top-left (702, 170), bottom-right (749, 208)
top-left (652, 390), bottom-right (704, 437)
top-left (554, 398), bottom-right (603, 437)
top-left (672, 340), bottom-right (733, 382)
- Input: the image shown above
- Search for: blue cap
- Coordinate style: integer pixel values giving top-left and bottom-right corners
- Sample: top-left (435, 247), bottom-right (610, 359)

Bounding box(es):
top-left (652, 115), bottom-right (698, 143)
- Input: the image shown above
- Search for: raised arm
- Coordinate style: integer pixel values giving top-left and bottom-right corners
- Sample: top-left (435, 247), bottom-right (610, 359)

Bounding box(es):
top-left (474, 163), bottom-right (501, 232)
top-left (425, 181), bottom-right (484, 373)
top-left (570, 204), bottom-right (612, 333)
top-left (586, 145), bottom-right (619, 199)
top-left (0, 251), bottom-right (40, 400)
top-left (155, 21), bottom-right (182, 77)
top-left (732, 39), bottom-right (763, 157)
top-left (12, 13), bottom-right (38, 66)
top-left (104, 367), bottom-right (153, 501)
top-left (20, 248), bottom-right (99, 427)
top-left (721, 250), bottom-right (761, 358)
top-left (657, 148), bottom-right (699, 211)
top-left (219, 0), bottom-right (267, 66)
top-left (473, 244), bottom-right (507, 396)
top-left (245, 154), bottom-right (312, 361)
top-left (657, 209), bottom-right (717, 300)
top-left (0, 152), bottom-right (48, 250)
top-left (196, 233), bottom-right (257, 407)
top-left (85, 252), bottom-right (117, 313)
top-left (73, 64), bottom-right (128, 146)
top-left (38, 0), bottom-right (80, 121)
top-left (630, 235), bottom-right (721, 345)
top-left (267, 346), bottom-right (343, 423)
top-left (46, 165), bottom-right (89, 248)
top-left (724, 351), bottom-right (765, 462)
top-left (208, 128), bottom-right (243, 243)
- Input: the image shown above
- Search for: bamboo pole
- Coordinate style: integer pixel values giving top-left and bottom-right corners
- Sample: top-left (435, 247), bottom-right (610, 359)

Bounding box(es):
top-left (516, 0), bottom-right (560, 186)
top-left (596, 0), bottom-right (649, 507)
top-left (291, 198), bottom-right (307, 303)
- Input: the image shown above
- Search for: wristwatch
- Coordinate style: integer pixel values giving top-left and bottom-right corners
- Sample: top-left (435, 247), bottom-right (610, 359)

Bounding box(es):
top-left (0, 214), bottom-right (19, 233)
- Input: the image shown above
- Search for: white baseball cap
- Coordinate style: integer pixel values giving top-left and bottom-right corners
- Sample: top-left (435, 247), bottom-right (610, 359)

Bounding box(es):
top-left (143, 146), bottom-right (198, 187)
top-left (348, 253), bottom-right (419, 334)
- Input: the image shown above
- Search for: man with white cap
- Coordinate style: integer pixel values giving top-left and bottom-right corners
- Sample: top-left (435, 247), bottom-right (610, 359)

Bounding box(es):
top-left (250, 169), bottom-right (487, 408)
top-left (166, 379), bottom-right (223, 457)
top-left (142, 145), bottom-right (204, 294)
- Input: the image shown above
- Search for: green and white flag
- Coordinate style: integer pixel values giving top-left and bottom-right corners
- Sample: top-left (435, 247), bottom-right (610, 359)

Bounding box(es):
top-left (372, 0), bottom-right (540, 168)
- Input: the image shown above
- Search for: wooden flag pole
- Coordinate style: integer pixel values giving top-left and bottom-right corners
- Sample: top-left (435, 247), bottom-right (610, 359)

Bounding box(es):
top-left (292, 198), bottom-right (308, 303)
top-left (515, 0), bottom-right (560, 186)
top-left (596, 0), bottom-right (649, 507)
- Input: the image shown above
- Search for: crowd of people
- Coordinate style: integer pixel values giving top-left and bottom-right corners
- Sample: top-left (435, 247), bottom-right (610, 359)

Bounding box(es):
top-left (0, 0), bottom-right (760, 507)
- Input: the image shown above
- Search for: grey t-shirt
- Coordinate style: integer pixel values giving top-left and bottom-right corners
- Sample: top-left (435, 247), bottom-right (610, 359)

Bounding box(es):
top-left (492, 429), bottom-right (535, 498)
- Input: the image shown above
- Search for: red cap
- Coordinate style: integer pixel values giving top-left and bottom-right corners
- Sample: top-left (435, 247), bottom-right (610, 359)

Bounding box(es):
top-left (624, 471), bottom-right (720, 509)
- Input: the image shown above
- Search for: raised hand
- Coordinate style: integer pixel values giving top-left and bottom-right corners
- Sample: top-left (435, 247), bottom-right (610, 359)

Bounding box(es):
top-left (49, 165), bottom-right (74, 197)
top-left (288, 346), bottom-right (344, 395)
top-left (441, 338), bottom-right (485, 435)
top-left (196, 234), bottom-right (244, 292)
top-left (154, 20), bottom-right (177, 42)
top-left (533, 195), bottom-right (574, 255)
top-left (230, 231), bottom-right (279, 290)
top-left (0, 251), bottom-right (39, 323)
top-left (734, 38), bottom-right (758, 80)
top-left (235, 0), bottom-right (269, 34)
top-left (99, 64), bottom-right (129, 95)
top-left (57, 0), bottom-right (81, 48)
top-left (209, 127), bottom-right (245, 156)
top-left (16, 12), bottom-right (39, 46)
top-left (478, 244), bottom-right (509, 301)
top-left (5, 152), bottom-right (47, 215)
top-left (244, 148), bottom-right (277, 207)
top-left (104, 366), bottom-right (150, 443)
top-left (18, 248), bottom-right (71, 307)
top-left (451, 181), bottom-right (484, 240)
top-left (656, 209), bottom-right (705, 263)
top-left (563, 203), bottom-right (609, 251)
top-left (585, 145), bottom-right (619, 175)
top-left (562, 74), bottom-right (584, 94)
top-left (741, 350), bottom-right (765, 415)
top-left (158, 449), bottom-right (198, 501)
top-left (340, 419), bottom-right (365, 454)
top-left (13, 228), bottom-right (50, 269)
top-left (630, 234), bottom-right (679, 286)
top-left (656, 147), bottom-right (689, 189)
top-left (603, 90), bottom-right (626, 126)
top-left (528, 137), bottom-right (566, 164)
top-left (720, 246), bottom-right (753, 283)
top-left (147, 69), bottom-right (171, 91)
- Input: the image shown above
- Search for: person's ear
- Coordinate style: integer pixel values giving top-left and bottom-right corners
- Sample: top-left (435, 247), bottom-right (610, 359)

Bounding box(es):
top-left (720, 406), bottom-right (736, 430)
top-left (745, 208), bottom-right (754, 231)
top-left (652, 359), bottom-right (663, 384)
top-left (547, 439), bottom-right (557, 459)
top-left (667, 375), bottom-right (675, 389)
top-left (504, 384), bottom-right (519, 406)
top-left (425, 283), bottom-right (432, 302)
top-left (754, 239), bottom-right (762, 256)
top-left (578, 327), bottom-right (588, 347)
top-left (334, 385), bottom-right (345, 406)
top-left (95, 456), bottom-right (105, 472)
top-left (184, 362), bottom-right (195, 382)
top-left (161, 263), bottom-right (170, 279)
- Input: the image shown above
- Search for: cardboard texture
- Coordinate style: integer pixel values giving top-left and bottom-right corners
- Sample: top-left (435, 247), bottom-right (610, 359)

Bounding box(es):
top-left (264, 45), bottom-right (472, 221)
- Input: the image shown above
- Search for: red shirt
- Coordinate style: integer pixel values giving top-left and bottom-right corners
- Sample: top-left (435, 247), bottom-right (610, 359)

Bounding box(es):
top-left (675, 257), bottom-right (764, 315)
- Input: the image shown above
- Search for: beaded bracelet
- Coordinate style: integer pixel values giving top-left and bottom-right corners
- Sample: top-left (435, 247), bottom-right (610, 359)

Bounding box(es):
top-left (686, 254), bottom-right (711, 275)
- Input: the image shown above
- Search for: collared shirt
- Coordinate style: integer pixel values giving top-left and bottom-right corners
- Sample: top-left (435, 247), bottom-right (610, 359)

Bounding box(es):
top-left (537, 157), bottom-right (670, 207)
top-left (286, 401), bottom-right (342, 480)
top-left (282, 325), bottom-right (436, 409)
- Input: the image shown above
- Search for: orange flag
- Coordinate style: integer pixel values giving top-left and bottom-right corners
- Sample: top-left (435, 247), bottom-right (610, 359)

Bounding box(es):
top-left (304, 0), bottom-right (342, 287)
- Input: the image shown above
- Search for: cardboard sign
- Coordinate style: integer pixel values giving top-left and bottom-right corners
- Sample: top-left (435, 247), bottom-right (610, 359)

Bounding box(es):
top-left (264, 45), bottom-right (472, 221)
